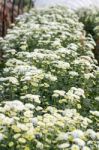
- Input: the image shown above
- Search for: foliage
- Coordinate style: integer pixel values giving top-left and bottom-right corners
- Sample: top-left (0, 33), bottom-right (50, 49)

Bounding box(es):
top-left (0, 6), bottom-right (99, 150)
top-left (76, 7), bottom-right (98, 39)
top-left (76, 7), bottom-right (99, 62)
top-left (14, 0), bottom-right (35, 6)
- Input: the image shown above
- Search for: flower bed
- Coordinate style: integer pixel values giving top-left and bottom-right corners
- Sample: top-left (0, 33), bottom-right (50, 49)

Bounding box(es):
top-left (0, 6), bottom-right (99, 150)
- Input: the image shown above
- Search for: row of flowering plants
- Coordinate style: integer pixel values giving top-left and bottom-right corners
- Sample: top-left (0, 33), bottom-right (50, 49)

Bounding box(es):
top-left (0, 6), bottom-right (99, 150)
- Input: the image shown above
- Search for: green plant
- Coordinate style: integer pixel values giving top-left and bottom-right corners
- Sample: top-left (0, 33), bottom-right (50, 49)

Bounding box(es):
top-left (77, 7), bottom-right (99, 63)
top-left (0, 6), bottom-right (99, 150)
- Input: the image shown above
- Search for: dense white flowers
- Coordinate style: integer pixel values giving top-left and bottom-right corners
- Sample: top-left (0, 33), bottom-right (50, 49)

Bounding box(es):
top-left (57, 133), bottom-right (68, 141)
top-left (53, 90), bottom-right (66, 97)
top-left (69, 71), bottom-right (79, 77)
top-left (0, 77), bottom-right (18, 85)
top-left (25, 103), bottom-right (35, 110)
top-left (45, 73), bottom-right (57, 81)
top-left (82, 146), bottom-right (90, 150)
top-left (73, 138), bottom-right (85, 147)
top-left (71, 145), bottom-right (80, 150)
top-left (90, 110), bottom-right (99, 117)
top-left (0, 6), bottom-right (98, 150)
top-left (71, 130), bottom-right (84, 138)
top-left (86, 129), bottom-right (96, 140)
top-left (21, 94), bottom-right (40, 103)
top-left (52, 60), bottom-right (70, 70)
top-left (84, 73), bottom-right (95, 79)
top-left (58, 143), bottom-right (70, 149)
top-left (4, 100), bottom-right (25, 112)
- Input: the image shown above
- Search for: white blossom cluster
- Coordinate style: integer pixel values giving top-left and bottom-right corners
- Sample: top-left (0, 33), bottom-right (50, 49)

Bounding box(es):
top-left (0, 6), bottom-right (99, 150)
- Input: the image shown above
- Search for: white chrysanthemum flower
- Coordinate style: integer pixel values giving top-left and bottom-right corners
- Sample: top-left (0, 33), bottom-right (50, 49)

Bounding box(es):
top-left (21, 76), bottom-right (31, 81)
top-left (71, 144), bottom-right (80, 150)
top-left (14, 65), bottom-right (41, 75)
top-left (66, 92), bottom-right (80, 101)
top-left (95, 96), bottom-right (99, 102)
top-left (56, 48), bottom-right (71, 55)
top-left (17, 123), bottom-right (28, 131)
top-left (70, 87), bottom-right (85, 98)
top-left (53, 61), bottom-right (70, 70)
top-left (67, 43), bottom-right (78, 51)
top-left (24, 110), bottom-right (33, 118)
top-left (86, 129), bottom-right (96, 140)
top-left (45, 73), bottom-right (57, 81)
top-left (4, 100), bottom-right (25, 112)
top-left (74, 58), bottom-right (92, 69)
top-left (13, 65), bottom-right (28, 74)
top-left (46, 53), bottom-right (60, 60)
top-left (69, 71), bottom-right (79, 77)
top-left (36, 142), bottom-right (43, 150)
top-left (21, 94), bottom-right (40, 103)
top-left (96, 133), bottom-right (99, 140)
top-left (27, 52), bottom-right (45, 60)
top-left (82, 117), bottom-right (92, 128)
top-left (0, 114), bottom-right (5, 120)
top-left (74, 88), bottom-right (85, 98)
top-left (17, 52), bottom-right (30, 58)
top-left (36, 106), bottom-right (43, 111)
top-left (3, 117), bottom-right (14, 125)
top-left (90, 111), bottom-right (99, 117)
top-left (25, 103), bottom-right (35, 110)
top-left (73, 138), bottom-right (85, 147)
top-left (32, 118), bottom-right (38, 126)
top-left (80, 56), bottom-right (93, 63)
top-left (58, 143), bottom-right (70, 149)
top-left (62, 109), bottom-right (77, 117)
top-left (82, 146), bottom-right (90, 150)
top-left (46, 106), bottom-right (57, 114)
top-left (57, 132), bottom-right (68, 141)
top-left (0, 77), bottom-right (19, 85)
top-left (84, 73), bottom-right (95, 79)
top-left (53, 90), bottom-right (66, 97)
top-left (6, 58), bottom-right (25, 66)
top-left (18, 138), bottom-right (26, 144)
top-left (71, 130), bottom-right (84, 138)
top-left (8, 77), bottom-right (19, 85)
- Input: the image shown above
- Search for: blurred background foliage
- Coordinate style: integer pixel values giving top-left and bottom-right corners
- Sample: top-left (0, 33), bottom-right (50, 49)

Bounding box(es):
top-left (14, 0), bottom-right (36, 7)
top-left (77, 7), bottom-right (99, 63)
